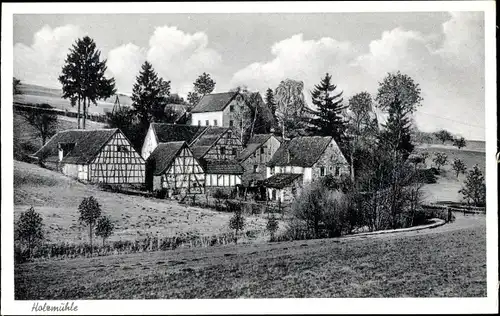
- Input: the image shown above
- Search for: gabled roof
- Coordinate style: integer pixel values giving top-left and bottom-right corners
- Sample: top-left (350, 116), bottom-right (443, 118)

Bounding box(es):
top-left (202, 160), bottom-right (244, 175)
top-left (146, 141), bottom-right (186, 176)
top-left (267, 136), bottom-right (334, 167)
top-left (237, 134), bottom-right (274, 162)
top-left (264, 173), bottom-right (303, 189)
top-left (151, 123), bottom-right (207, 144)
top-left (190, 127), bottom-right (234, 159)
top-left (191, 92), bottom-right (238, 113)
top-left (33, 129), bottom-right (118, 164)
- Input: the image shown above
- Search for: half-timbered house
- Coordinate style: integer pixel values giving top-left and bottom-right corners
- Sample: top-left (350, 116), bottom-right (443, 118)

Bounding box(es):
top-left (190, 127), bottom-right (243, 161)
top-left (237, 134), bottom-right (282, 187)
top-left (33, 128), bottom-right (145, 184)
top-left (146, 141), bottom-right (205, 197)
top-left (265, 136), bottom-right (349, 203)
top-left (141, 123), bottom-right (206, 160)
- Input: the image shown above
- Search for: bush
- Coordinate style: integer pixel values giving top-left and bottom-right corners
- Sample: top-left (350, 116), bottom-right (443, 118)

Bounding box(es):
top-left (287, 182), bottom-right (358, 240)
top-left (414, 168), bottom-right (437, 184)
top-left (213, 189), bottom-right (228, 212)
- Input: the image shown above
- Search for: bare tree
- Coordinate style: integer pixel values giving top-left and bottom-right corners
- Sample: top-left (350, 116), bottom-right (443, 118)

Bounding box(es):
top-left (16, 104), bottom-right (58, 145)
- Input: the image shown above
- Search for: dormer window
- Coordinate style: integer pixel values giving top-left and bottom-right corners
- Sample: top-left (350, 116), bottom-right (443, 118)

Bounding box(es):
top-left (58, 142), bottom-right (76, 161)
top-left (117, 145), bottom-right (129, 153)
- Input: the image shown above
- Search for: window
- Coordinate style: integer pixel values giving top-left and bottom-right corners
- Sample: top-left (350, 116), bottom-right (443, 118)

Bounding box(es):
top-left (230, 105), bottom-right (234, 112)
top-left (205, 120), bottom-right (210, 126)
top-left (214, 119), bottom-right (218, 126)
top-left (229, 120), bottom-right (234, 127)
top-left (220, 147), bottom-right (226, 155)
top-left (253, 165), bottom-right (258, 173)
top-left (198, 120), bottom-right (201, 126)
top-left (232, 148), bottom-right (237, 156)
top-left (320, 167), bottom-right (326, 176)
top-left (117, 145), bottom-right (128, 153)
top-left (260, 147), bottom-right (265, 154)
top-left (335, 166), bottom-right (340, 176)
top-left (270, 167), bottom-right (275, 175)
top-left (272, 189), bottom-right (277, 201)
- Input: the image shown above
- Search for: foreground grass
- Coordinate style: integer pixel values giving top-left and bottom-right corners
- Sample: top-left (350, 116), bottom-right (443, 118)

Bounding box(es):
top-left (15, 220), bottom-right (486, 299)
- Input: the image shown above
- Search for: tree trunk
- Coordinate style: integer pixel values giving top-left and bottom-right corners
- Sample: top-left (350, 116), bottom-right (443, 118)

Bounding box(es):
top-left (83, 97), bottom-right (87, 129)
top-left (77, 95), bottom-right (81, 129)
top-left (89, 224), bottom-right (93, 257)
top-left (350, 149), bottom-right (355, 183)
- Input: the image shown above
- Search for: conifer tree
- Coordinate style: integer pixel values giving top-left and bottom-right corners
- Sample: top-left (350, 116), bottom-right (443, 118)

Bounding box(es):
top-left (307, 73), bottom-right (347, 145)
top-left (131, 61), bottom-right (171, 125)
top-left (59, 36), bottom-right (116, 129)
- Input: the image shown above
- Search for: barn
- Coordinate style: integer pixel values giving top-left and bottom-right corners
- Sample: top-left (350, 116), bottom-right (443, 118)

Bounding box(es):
top-left (146, 141), bottom-right (205, 197)
top-left (33, 128), bottom-right (145, 184)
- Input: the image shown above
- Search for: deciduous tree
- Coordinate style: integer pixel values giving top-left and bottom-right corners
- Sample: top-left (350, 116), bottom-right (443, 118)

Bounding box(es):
top-left (453, 137), bottom-right (467, 150)
top-left (433, 152), bottom-right (448, 171)
top-left (95, 216), bottom-right (114, 246)
top-left (451, 158), bottom-right (467, 177)
top-left (17, 104), bottom-right (58, 145)
top-left (459, 165), bottom-right (486, 206)
top-left (434, 129), bottom-right (454, 144)
top-left (78, 196), bottom-right (102, 256)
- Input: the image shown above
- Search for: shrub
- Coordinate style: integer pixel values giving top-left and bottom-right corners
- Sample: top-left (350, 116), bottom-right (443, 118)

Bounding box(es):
top-left (453, 137), bottom-right (467, 150)
top-left (213, 189), bottom-right (228, 212)
top-left (414, 168), bottom-right (437, 184)
top-left (266, 214), bottom-right (279, 241)
top-left (228, 201), bottom-right (245, 244)
top-left (15, 206), bottom-right (44, 259)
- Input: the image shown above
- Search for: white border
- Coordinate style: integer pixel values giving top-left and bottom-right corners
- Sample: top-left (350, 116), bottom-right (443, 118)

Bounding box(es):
top-left (1, 1), bottom-right (497, 315)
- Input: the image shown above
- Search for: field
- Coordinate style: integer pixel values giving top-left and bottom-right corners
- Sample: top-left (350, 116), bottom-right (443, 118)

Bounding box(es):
top-left (14, 161), bottom-right (273, 244)
top-left (416, 143), bottom-right (486, 203)
top-left (15, 82), bottom-right (133, 115)
top-left (15, 213), bottom-right (486, 299)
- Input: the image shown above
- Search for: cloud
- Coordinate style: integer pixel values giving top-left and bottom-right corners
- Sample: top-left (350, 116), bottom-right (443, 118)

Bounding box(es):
top-left (435, 12), bottom-right (484, 68)
top-left (106, 43), bottom-right (147, 95)
top-left (14, 24), bottom-right (83, 88)
top-left (231, 34), bottom-right (355, 101)
top-left (106, 25), bottom-right (222, 95)
top-left (232, 12), bottom-right (484, 140)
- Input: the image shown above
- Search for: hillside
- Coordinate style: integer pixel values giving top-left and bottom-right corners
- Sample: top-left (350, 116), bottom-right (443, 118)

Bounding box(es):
top-left (14, 161), bottom-right (271, 244)
top-left (15, 82), bottom-right (133, 115)
top-left (13, 111), bottom-right (106, 161)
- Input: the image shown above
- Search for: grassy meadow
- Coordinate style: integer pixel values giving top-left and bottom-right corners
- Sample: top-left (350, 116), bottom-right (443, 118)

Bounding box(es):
top-left (14, 161), bottom-right (274, 245)
top-left (15, 213), bottom-right (486, 299)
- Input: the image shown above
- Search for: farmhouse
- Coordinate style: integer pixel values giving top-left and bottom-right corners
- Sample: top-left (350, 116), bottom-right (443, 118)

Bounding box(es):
top-left (190, 127), bottom-right (243, 161)
top-left (145, 141), bottom-right (205, 197)
top-left (202, 160), bottom-right (243, 195)
top-left (265, 136), bottom-right (350, 203)
top-left (141, 123), bottom-right (206, 160)
top-left (33, 128), bottom-right (145, 184)
top-left (237, 134), bottom-right (282, 187)
top-left (190, 91), bottom-right (247, 128)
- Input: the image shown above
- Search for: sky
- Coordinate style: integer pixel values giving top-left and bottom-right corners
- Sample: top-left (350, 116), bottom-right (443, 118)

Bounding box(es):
top-left (13, 12), bottom-right (485, 140)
